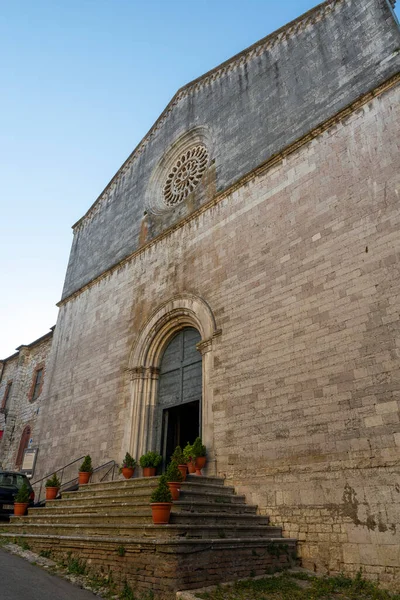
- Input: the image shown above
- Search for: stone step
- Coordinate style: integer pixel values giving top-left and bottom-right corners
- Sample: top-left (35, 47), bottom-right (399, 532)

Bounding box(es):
top-left (56, 488), bottom-right (244, 506)
top-left (61, 480), bottom-right (235, 500)
top-left (0, 521), bottom-right (283, 540)
top-left (11, 511), bottom-right (269, 528)
top-left (29, 500), bottom-right (258, 516)
top-left (79, 474), bottom-right (224, 492)
top-left (0, 531), bottom-right (297, 552)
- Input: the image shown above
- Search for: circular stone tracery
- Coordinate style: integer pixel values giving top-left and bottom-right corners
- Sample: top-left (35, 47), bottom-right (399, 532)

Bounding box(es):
top-left (163, 145), bottom-right (209, 207)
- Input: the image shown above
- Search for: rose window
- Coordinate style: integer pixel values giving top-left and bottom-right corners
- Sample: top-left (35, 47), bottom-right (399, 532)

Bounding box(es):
top-left (163, 145), bottom-right (209, 207)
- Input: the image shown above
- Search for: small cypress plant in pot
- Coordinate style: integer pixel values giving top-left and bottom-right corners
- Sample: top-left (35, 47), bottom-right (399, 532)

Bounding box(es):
top-left (183, 442), bottom-right (196, 474)
top-left (119, 452), bottom-right (137, 479)
top-left (78, 455), bottom-right (93, 485)
top-left (150, 474), bottom-right (173, 524)
top-left (171, 445), bottom-right (188, 481)
top-left (45, 473), bottom-right (61, 500)
top-left (139, 451), bottom-right (162, 477)
top-left (165, 460), bottom-right (183, 500)
top-left (14, 482), bottom-right (30, 516)
top-left (192, 437), bottom-right (207, 476)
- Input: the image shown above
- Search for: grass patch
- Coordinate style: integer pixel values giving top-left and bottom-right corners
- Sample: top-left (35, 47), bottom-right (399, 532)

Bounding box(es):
top-left (197, 571), bottom-right (400, 600)
top-left (66, 556), bottom-right (87, 575)
top-left (0, 536), bottom-right (12, 547)
top-left (17, 538), bottom-right (31, 551)
top-left (119, 582), bottom-right (154, 600)
top-left (39, 549), bottom-right (52, 559)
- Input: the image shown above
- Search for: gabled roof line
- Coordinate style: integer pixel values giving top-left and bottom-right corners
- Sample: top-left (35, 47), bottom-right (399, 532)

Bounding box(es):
top-left (72, 0), bottom-right (341, 233)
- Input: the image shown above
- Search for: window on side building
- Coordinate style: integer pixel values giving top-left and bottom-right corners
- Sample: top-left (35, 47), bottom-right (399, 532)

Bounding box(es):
top-left (29, 367), bottom-right (44, 402)
top-left (1, 381), bottom-right (12, 411)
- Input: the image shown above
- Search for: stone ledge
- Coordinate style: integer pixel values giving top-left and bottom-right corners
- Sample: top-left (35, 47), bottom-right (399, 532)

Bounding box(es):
top-left (176, 568), bottom-right (318, 599)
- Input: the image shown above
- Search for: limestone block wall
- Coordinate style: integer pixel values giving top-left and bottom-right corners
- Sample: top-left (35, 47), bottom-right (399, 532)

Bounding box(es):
top-left (62, 0), bottom-right (400, 299)
top-left (0, 332), bottom-right (53, 471)
top-left (35, 82), bottom-right (399, 586)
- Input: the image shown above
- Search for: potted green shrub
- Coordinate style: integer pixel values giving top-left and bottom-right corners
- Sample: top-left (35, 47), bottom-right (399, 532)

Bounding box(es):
top-left (45, 473), bottom-right (61, 500)
top-left (78, 455), bottom-right (93, 485)
top-left (171, 445), bottom-right (188, 480)
top-left (183, 442), bottom-right (195, 474)
top-left (139, 451), bottom-right (162, 477)
top-left (165, 459), bottom-right (183, 500)
top-left (192, 437), bottom-right (207, 476)
top-left (14, 482), bottom-right (30, 516)
top-left (150, 474), bottom-right (173, 524)
top-left (119, 452), bottom-right (137, 479)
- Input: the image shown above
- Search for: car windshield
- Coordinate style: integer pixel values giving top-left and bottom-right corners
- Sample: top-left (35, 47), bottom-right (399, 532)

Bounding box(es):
top-left (0, 473), bottom-right (28, 489)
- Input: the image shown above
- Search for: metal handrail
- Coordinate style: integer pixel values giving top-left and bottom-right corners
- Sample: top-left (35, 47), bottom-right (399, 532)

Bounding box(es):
top-left (32, 457), bottom-right (119, 504)
top-left (32, 455), bottom-right (86, 504)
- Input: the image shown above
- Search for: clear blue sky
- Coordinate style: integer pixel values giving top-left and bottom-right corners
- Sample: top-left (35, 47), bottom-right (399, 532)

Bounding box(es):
top-left (0, 1), bottom-right (398, 358)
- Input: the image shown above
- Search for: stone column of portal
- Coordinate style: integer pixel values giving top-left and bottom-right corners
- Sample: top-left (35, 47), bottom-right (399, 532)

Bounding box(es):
top-left (128, 366), bottom-right (160, 463)
top-left (141, 367), bottom-right (160, 455)
top-left (197, 337), bottom-right (216, 476)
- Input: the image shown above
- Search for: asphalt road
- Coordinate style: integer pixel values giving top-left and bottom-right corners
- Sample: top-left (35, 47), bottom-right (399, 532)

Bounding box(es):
top-left (0, 549), bottom-right (99, 600)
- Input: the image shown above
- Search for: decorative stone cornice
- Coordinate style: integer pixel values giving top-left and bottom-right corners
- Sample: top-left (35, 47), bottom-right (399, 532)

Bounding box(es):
top-left (57, 73), bottom-right (400, 308)
top-left (128, 366), bottom-right (160, 381)
top-left (72, 0), bottom-right (343, 234)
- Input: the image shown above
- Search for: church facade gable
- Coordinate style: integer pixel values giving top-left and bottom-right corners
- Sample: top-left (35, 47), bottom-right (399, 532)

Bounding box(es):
top-left (62, 0), bottom-right (400, 301)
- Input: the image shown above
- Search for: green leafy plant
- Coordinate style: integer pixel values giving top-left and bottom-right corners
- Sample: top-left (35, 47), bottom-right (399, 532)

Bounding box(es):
top-left (121, 581), bottom-right (135, 600)
top-left (165, 460), bottom-right (183, 483)
top-left (150, 475), bottom-right (172, 503)
top-left (45, 473), bottom-right (61, 488)
top-left (139, 451), bottom-right (162, 469)
top-left (191, 436), bottom-right (206, 458)
top-left (171, 445), bottom-right (185, 464)
top-left (117, 545), bottom-right (126, 557)
top-left (14, 482), bottom-right (30, 503)
top-left (18, 538), bottom-right (31, 550)
top-left (79, 455), bottom-right (93, 473)
top-left (66, 556), bottom-right (87, 575)
top-left (183, 442), bottom-right (193, 463)
top-left (119, 452), bottom-right (137, 472)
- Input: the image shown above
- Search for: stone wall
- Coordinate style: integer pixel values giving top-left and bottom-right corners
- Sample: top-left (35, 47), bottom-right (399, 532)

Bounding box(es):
top-left (0, 331), bottom-right (53, 471)
top-left (62, 0), bottom-right (400, 299)
top-left (35, 81), bottom-right (400, 586)
top-left (18, 537), bottom-right (293, 599)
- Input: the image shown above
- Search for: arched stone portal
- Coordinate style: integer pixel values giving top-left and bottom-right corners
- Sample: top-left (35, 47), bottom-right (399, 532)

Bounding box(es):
top-left (125, 293), bottom-right (220, 473)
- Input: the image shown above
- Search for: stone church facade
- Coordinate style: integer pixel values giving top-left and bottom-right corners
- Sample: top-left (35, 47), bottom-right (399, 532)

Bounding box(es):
top-left (1, 0), bottom-right (399, 588)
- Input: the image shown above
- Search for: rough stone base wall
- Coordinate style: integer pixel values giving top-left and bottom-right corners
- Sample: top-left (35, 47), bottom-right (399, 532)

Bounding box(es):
top-left (230, 463), bottom-right (400, 591)
top-left (14, 538), bottom-right (293, 598)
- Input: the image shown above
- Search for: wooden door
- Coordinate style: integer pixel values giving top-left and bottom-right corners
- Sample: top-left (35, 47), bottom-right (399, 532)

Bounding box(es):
top-left (158, 327), bottom-right (202, 463)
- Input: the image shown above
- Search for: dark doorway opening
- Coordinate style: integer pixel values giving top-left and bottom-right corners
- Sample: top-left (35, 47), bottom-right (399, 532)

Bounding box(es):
top-left (161, 400), bottom-right (200, 468)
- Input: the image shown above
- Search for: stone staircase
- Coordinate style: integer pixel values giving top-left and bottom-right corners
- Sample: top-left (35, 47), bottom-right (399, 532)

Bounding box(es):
top-left (0, 475), bottom-right (297, 598)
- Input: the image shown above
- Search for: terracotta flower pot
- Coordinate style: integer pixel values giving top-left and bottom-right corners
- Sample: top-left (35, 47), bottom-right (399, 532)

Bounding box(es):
top-left (177, 464), bottom-right (188, 481)
top-left (14, 502), bottom-right (29, 516)
top-left (121, 467), bottom-right (135, 479)
top-left (45, 487), bottom-right (59, 500)
top-left (78, 471), bottom-right (91, 485)
top-left (187, 461), bottom-right (196, 474)
top-left (143, 467), bottom-right (156, 477)
top-left (167, 481), bottom-right (181, 501)
top-left (151, 502), bottom-right (172, 524)
top-left (195, 456), bottom-right (207, 476)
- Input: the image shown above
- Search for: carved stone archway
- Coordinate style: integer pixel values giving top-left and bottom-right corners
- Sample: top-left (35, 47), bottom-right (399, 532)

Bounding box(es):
top-left (124, 293), bottom-right (220, 473)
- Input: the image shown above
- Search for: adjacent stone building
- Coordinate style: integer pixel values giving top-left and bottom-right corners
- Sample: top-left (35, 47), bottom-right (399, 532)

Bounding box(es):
top-left (1, 0), bottom-right (399, 588)
top-left (0, 328), bottom-right (54, 470)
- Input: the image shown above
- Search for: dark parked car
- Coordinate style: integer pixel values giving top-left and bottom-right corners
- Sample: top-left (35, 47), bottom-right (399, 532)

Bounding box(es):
top-left (0, 471), bottom-right (35, 517)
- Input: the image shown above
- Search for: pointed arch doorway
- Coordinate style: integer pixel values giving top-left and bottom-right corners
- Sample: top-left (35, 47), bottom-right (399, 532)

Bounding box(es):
top-left (158, 327), bottom-right (202, 465)
top-left (126, 293), bottom-right (221, 475)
